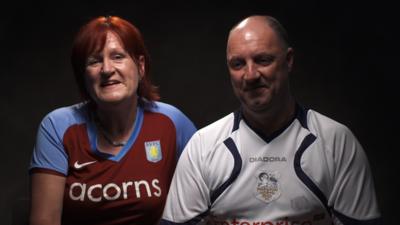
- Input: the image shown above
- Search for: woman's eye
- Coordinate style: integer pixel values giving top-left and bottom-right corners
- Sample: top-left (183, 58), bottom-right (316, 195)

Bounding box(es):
top-left (112, 54), bottom-right (125, 60)
top-left (86, 57), bottom-right (100, 66)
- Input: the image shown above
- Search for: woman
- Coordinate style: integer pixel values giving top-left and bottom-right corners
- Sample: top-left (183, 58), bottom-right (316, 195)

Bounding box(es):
top-left (29, 16), bottom-right (196, 225)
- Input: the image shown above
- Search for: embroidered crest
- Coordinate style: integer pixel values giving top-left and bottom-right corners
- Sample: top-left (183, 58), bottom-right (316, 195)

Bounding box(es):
top-left (144, 140), bottom-right (162, 163)
top-left (255, 171), bottom-right (281, 203)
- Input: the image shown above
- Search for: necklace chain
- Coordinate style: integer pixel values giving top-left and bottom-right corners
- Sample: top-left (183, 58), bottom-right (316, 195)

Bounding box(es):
top-left (100, 130), bottom-right (127, 147)
top-left (95, 117), bottom-right (127, 147)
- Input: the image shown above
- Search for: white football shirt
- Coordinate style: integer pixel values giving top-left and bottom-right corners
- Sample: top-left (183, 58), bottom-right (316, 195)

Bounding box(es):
top-left (161, 105), bottom-right (381, 225)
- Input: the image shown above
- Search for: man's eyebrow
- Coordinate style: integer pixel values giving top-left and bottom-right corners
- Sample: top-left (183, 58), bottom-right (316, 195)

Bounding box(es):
top-left (253, 52), bottom-right (274, 57)
top-left (228, 56), bottom-right (243, 61)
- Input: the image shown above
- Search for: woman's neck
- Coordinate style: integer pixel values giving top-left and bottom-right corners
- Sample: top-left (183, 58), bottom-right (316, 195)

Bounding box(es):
top-left (94, 97), bottom-right (138, 154)
top-left (95, 97), bottom-right (138, 135)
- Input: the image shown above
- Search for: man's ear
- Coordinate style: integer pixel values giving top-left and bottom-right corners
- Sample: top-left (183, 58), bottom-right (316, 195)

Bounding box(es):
top-left (286, 47), bottom-right (294, 72)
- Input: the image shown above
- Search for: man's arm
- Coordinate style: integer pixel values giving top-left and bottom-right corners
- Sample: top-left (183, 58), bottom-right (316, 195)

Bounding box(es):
top-left (161, 132), bottom-right (211, 224)
top-left (329, 127), bottom-right (382, 225)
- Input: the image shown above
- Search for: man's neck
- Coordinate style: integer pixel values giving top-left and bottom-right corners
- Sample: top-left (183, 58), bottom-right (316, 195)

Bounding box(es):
top-left (242, 99), bottom-right (296, 138)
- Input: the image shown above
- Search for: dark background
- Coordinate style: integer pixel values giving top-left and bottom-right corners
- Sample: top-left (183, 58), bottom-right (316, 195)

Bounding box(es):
top-left (1, 1), bottom-right (397, 224)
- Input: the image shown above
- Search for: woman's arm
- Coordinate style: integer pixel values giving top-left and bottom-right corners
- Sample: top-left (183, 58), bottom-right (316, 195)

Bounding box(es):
top-left (29, 173), bottom-right (66, 225)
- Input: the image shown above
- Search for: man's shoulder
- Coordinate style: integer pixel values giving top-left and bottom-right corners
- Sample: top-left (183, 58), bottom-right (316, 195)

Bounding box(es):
top-left (199, 112), bottom-right (235, 134)
top-left (308, 109), bottom-right (348, 129)
top-left (307, 109), bottom-right (354, 141)
top-left (192, 112), bottom-right (236, 147)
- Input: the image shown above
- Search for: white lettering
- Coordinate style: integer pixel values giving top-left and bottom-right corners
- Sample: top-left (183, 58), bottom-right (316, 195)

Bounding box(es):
top-left (69, 179), bottom-right (161, 202)
top-left (152, 179), bottom-right (162, 197)
top-left (122, 181), bottom-right (133, 199)
top-left (69, 183), bottom-right (86, 201)
top-left (87, 184), bottom-right (102, 202)
top-left (104, 183), bottom-right (121, 200)
top-left (134, 180), bottom-right (151, 198)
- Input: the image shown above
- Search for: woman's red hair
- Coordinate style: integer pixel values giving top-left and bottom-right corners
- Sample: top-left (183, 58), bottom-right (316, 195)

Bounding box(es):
top-left (71, 16), bottom-right (160, 105)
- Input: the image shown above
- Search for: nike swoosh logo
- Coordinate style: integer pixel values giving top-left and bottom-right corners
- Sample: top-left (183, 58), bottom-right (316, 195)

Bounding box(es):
top-left (74, 160), bottom-right (97, 169)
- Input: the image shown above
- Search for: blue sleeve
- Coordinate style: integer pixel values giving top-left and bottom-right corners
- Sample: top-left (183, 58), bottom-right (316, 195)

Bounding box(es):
top-left (152, 102), bottom-right (197, 157)
top-left (29, 110), bottom-right (70, 176)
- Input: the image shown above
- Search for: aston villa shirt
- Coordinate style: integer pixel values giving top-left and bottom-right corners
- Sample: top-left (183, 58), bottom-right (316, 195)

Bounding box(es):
top-left (30, 101), bottom-right (196, 225)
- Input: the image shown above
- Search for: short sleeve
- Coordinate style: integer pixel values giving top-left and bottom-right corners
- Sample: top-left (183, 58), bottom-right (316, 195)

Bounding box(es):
top-left (161, 132), bottom-right (210, 224)
top-left (30, 114), bottom-right (69, 176)
top-left (329, 127), bottom-right (381, 224)
top-left (151, 102), bottom-right (197, 157)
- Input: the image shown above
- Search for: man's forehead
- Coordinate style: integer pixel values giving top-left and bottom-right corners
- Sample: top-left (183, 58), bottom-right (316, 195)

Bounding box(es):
top-left (233, 16), bottom-right (269, 29)
top-left (229, 21), bottom-right (276, 44)
top-left (227, 23), bottom-right (285, 58)
top-left (228, 30), bottom-right (279, 51)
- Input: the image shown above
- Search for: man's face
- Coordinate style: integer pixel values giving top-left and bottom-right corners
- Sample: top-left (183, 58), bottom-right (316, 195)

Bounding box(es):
top-left (227, 21), bottom-right (293, 114)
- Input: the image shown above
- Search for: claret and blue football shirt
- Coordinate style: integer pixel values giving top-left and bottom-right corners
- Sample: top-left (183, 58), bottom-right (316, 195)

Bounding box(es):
top-left (30, 101), bottom-right (196, 225)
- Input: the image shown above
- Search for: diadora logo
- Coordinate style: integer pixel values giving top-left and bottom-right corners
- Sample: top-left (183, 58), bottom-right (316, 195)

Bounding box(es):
top-left (73, 160), bottom-right (96, 169)
top-left (69, 178), bottom-right (162, 202)
top-left (249, 156), bottom-right (287, 163)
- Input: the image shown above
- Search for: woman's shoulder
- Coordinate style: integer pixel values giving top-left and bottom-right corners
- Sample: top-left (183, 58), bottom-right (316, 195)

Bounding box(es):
top-left (145, 101), bottom-right (188, 120)
top-left (42, 102), bottom-right (90, 127)
top-left (144, 101), bottom-right (196, 132)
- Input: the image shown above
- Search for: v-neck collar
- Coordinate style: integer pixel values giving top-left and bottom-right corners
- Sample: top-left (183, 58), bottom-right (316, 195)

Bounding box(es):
top-left (233, 103), bottom-right (308, 143)
top-left (87, 107), bottom-right (144, 161)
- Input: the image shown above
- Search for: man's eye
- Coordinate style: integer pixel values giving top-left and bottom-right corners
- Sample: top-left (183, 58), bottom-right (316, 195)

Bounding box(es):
top-left (255, 56), bottom-right (273, 66)
top-left (229, 59), bottom-right (245, 70)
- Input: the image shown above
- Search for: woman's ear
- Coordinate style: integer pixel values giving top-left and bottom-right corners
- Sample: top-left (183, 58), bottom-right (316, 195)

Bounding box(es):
top-left (138, 55), bottom-right (145, 80)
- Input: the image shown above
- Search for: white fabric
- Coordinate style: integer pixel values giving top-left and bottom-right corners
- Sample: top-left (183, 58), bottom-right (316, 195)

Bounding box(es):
top-left (162, 107), bottom-right (380, 225)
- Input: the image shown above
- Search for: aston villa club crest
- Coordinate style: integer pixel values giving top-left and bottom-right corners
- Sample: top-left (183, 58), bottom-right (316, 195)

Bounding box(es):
top-left (255, 170), bottom-right (281, 203)
top-left (144, 140), bottom-right (162, 163)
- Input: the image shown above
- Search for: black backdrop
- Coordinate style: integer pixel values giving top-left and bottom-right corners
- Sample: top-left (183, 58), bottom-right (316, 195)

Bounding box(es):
top-left (1, 1), bottom-right (397, 224)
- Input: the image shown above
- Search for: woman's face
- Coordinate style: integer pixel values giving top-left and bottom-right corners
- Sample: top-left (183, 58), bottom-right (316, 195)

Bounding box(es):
top-left (84, 31), bottom-right (144, 107)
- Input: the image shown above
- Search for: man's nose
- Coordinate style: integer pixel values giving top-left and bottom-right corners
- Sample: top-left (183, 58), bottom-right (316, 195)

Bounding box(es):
top-left (244, 62), bottom-right (260, 80)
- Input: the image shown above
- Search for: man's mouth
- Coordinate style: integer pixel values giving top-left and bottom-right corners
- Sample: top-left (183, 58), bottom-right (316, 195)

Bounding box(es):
top-left (244, 84), bottom-right (267, 92)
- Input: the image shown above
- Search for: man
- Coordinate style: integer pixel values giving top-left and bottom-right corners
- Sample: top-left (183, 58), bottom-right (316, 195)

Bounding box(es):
top-left (160, 15), bottom-right (381, 225)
